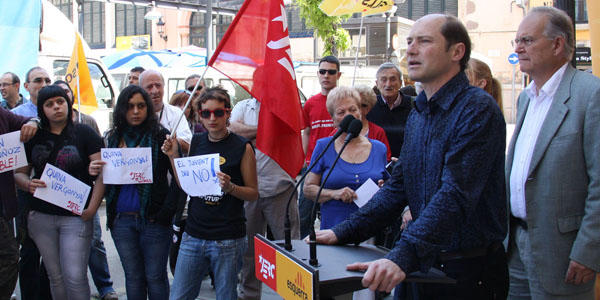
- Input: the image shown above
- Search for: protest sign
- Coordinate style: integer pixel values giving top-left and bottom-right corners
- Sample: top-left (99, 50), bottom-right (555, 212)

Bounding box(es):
top-left (101, 148), bottom-right (153, 184)
top-left (174, 153), bottom-right (221, 197)
top-left (33, 163), bottom-right (91, 215)
top-left (0, 131), bottom-right (27, 173)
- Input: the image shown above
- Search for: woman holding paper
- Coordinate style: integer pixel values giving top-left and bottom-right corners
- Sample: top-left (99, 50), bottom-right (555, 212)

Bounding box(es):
top-left (89, 84), bottom-right (176, 300)
top-left (303, 86), bottom-right (388, 230)
top-left (14, 85), bottom-right (105, 300)
top-left (161, 86), bottom-right (258, 300)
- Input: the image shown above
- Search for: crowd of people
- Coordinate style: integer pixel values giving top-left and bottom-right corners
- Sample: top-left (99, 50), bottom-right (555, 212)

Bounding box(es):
top-left (0, 6), bottom-right (599, 300)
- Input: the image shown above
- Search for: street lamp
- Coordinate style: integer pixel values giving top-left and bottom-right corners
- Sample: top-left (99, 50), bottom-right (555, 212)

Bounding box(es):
top-left (157, 17), bottom-right (168, 42)
top-left (384, 5), bottom-right (398, 61)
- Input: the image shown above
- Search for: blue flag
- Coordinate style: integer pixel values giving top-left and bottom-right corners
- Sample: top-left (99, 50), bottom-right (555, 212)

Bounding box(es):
top-left (0, 0), bottom-right (41, 98)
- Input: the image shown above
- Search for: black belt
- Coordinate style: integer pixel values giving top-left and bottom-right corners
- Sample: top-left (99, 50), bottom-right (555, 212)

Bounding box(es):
top-left (438, 241), bottom-right (502, 262)
top-left (510, 216), bottom-right (528, 230)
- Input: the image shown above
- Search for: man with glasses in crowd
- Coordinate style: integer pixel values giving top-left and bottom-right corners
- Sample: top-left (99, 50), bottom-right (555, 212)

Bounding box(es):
top-left (299, 55), bottom-right (342, 238)
top-left (506, 6), bottom-right (600, 299)
top-left (0, 72), bottom-right (24, 110)
top-left (185, 74), bottom-right (206, 102)
top-left (12, 67), bottom-right (51, 118)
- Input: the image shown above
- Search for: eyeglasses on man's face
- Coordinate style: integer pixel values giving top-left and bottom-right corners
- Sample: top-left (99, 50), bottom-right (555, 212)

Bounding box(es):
top-left (512, 36), bottom-right (536, 47)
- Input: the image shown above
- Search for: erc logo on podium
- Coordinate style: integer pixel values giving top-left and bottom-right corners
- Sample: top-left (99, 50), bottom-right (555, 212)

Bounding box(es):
top-left (255, 237), bottom-right (314, 299)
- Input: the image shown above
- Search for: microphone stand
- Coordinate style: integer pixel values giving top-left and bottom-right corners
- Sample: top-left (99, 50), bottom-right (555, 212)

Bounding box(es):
top-left (282, 115), bottom-right (355, 251)
top-left (309, 128), bottom-right (359, 266)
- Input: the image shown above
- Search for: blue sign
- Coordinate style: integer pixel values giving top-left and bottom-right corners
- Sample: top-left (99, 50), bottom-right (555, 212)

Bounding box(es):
top-left (508, 53), bottom-right (519, 65)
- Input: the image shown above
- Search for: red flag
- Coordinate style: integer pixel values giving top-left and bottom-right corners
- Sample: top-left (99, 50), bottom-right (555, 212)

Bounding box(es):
top-left (208, 0), bottom-right (304, 178)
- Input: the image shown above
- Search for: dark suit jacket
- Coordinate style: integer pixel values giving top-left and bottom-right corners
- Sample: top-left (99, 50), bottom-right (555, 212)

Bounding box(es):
top-left (506, 65), bottom-right (600, 294)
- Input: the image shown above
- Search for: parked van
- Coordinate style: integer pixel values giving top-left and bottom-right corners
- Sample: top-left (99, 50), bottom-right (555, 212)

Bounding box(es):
top-left (39, 0), bottom-right (117, 134)
top-left (111, 66), bottom-right (308, 106)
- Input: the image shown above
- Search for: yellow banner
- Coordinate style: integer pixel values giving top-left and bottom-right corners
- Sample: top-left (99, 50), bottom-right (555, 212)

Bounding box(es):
top-left (116, 35), bottom-right (151, 50)
top-left (319, 0), bottom-right (394, 17)
top-left (65, 32), bottom-right (97, 114)
top-left (276, 251), bottom-right (313, 300)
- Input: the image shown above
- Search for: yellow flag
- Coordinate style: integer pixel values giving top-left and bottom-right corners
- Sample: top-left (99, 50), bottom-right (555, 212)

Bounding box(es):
top-left (319, 0), bottom-right (394, 17)
top-left (65, 32), bottom-right (97, 114)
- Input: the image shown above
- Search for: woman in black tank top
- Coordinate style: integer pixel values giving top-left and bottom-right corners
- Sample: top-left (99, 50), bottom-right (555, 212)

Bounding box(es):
top-left (162, 87), bottom-right (257, 300)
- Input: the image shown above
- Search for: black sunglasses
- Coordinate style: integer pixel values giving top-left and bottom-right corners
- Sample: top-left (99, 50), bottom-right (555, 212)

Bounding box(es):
top-left (187, 85), bottom-right (203, 92)
top-left (319, 69), bottom-right (338, 75)
top-left (199, 108), bottom-right (230, 118)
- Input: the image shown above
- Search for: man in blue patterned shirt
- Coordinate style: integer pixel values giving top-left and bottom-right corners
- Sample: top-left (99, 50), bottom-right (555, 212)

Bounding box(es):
top-left (314, 14), bottom-right (508, 298)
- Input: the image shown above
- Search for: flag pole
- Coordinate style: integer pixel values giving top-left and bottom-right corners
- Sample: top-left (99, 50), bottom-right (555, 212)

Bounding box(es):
top-left (76, 65), bottom-right (81, 123)
top-left (171, 66), bottom-right (210, 135)
top-left (351, 15), bottom-right (364, 87)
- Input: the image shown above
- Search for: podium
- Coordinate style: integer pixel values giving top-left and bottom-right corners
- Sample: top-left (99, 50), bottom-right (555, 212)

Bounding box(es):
top-left (254, 235), bottom-right (455, 299)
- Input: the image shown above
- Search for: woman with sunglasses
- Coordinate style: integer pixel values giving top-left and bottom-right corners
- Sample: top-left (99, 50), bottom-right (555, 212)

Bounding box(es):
top-left (14, 85), bottom-right (105, 300)
top-left (162, 86), bottom-right (258, 300)
top-left (89, 85), bottom-right (176, 300)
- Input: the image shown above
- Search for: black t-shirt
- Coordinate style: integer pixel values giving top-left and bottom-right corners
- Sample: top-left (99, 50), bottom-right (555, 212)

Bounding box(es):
top-left (25, 124), bottom-right (103, 216)
top-left (185, 132), bottom-right (251, 240)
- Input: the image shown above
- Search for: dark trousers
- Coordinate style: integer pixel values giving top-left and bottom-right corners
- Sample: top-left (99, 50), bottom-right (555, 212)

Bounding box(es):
top-left (0, 217), bottom-right (18, 300)
top-left (396, 243), bottom-right (508, 300)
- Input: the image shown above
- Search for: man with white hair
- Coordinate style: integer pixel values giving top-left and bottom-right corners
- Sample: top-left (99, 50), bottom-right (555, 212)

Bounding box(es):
top-left (140, 69), bottom-right (192, 153)
top-left (506, 6), bottom-right (600, 299)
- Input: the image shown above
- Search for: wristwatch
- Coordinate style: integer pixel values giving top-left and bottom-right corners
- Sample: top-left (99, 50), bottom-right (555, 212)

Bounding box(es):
top-left (28, 117), bottom-right (41, 128)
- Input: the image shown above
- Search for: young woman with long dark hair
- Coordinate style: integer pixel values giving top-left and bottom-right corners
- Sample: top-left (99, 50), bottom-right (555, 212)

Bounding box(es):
top-left (89, 85), bottom-right (176, 300)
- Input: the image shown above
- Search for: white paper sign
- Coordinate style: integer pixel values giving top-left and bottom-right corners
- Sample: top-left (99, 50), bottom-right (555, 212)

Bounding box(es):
top-left (101, 148), bottom-right (153, 184)
top-left (0, 131), bottom-right (27, 173)
top-left (174, 153), bottom-right (221, 197)
top-left (354, 178), bottom-right (379, 208)
top-left (33, 163), bottom-right (91, 215)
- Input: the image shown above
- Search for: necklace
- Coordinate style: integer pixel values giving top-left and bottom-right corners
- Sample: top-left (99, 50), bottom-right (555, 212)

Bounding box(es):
top-left (208, 129), bottom-right (230, 142)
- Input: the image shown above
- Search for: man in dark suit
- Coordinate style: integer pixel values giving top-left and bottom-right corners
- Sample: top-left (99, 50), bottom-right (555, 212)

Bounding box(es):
top-left (506, 6), bottom-right (600, 299)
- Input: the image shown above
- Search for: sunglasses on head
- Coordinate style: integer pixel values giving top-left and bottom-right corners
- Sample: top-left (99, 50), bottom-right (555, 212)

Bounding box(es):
top-left (187, 85), bottom-right (203, 92)
top-left (319, 69), bottom-right (338, 75)
top-left (199, 108), bottom-right (230, 118)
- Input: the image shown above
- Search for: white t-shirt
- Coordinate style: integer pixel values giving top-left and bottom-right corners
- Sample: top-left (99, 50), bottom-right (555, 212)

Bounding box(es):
top-left (230, 98), bottom-right (293, 197)
top-left (156, 103), bottom-right (192, 144)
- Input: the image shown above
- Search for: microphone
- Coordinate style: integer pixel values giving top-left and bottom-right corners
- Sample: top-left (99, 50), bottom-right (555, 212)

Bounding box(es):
top-left (309, 119), bottom-right (362, 266)
top-left (282, 115), bottom-right (355, 251)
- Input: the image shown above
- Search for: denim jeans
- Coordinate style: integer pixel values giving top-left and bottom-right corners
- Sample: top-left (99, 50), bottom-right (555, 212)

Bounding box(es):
top-left (89, 212), bottom-right (115, 298)
top-left (28, 210), bottom-right (93, 300)
top-left (16, 189), bottom-right (52, 300)
top-left (170, 233), bottom-right (246, 300)
top-left (110, 214), bottom-right (171, 300)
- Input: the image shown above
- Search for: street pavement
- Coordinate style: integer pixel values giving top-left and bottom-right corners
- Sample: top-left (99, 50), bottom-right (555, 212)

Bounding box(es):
top-left (12, 202), bottom-right (283, 300)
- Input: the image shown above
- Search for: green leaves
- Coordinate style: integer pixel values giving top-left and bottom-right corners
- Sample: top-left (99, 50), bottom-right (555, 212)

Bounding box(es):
top-left (294, 0), bottom-right (350, 56)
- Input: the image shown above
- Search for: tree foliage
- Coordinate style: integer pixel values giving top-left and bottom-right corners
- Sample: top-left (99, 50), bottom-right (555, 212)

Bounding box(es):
top-left (294, 0), bottom-right (350, 56)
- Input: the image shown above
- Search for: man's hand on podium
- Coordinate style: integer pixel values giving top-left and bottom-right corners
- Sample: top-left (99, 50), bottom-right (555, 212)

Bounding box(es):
top-left (304, 229), bottom-right (339, 244)
top-left (347, 258), bottom-right (406, 293)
